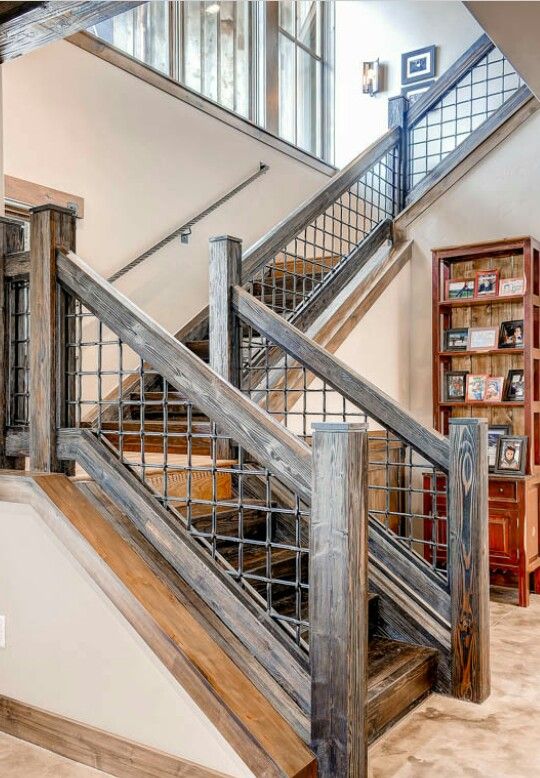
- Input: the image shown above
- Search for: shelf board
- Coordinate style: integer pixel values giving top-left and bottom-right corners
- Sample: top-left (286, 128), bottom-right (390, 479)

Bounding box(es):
top-left (438, 295), bottom-right (524, 308)
top-left (439, 401), bottom-right (525, 407)
top-left (438, 348), bottom-right (524, 357)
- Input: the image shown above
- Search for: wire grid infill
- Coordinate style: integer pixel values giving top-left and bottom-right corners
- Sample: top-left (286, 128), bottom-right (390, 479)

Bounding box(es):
top-left (65, 300), bottom-right (311, 648)
top-left (7, 277), bottom-right (30, 427)
top-left (245, 145), bottom-right (400, 320)
top-left (239, 328), bottom-right (449, 579)
top-left (407, 47), bottom-right (523, 190)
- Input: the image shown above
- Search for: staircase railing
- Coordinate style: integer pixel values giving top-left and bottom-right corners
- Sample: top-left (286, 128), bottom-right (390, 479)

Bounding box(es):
top-left (2, 204), bottom-right (491, 777)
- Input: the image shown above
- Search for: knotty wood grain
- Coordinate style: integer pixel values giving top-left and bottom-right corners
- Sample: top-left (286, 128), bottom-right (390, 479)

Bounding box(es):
top-left (29, 206), bottom-right (76, 472)
top-left (56, 249), bottom-right (312, 503)
top-left (448, 418), bottom-right (491, 702)
top-left (310, 423), bottom-right (368, 777)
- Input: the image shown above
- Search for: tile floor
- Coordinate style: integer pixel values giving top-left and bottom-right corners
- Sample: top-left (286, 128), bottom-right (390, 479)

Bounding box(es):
top-left (0, 732), bottom-right (112, 777)
top-left (370, 589), bottom-right (540, 776)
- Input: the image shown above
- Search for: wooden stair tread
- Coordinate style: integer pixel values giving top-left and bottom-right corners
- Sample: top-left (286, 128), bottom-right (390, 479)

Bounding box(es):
top-left (119, 452), bottom-right (236, 473)
top-left (186, 340), bottom-right (210, 360)
top-left (366, 637), bottom-right (437, 743)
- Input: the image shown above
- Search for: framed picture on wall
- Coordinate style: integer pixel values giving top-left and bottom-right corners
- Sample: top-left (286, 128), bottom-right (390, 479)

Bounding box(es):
top-left (401, 45), bottom-right (437, 85)
top-left (401, 79), bottom-right (435, 104)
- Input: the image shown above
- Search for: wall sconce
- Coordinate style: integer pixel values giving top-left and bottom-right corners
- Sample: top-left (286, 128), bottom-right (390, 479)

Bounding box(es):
top-left (362, 59), bottom-right (380, 97)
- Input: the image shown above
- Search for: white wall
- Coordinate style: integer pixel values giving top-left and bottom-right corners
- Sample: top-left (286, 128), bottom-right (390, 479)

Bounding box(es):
top-left (406, 109), bottom-right (540, 426)
top-left (335, 1), bottom-right (482, 167)
top-left (2, 39), bottom-right (326, 335)
top-left (0, 500), bottom-right (253, 777)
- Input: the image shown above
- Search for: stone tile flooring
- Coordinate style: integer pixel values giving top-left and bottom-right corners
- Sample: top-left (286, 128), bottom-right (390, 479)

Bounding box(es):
top-left (369, 588), bottom-right (540, 777)
top-left (0, 732), bottom-right (112, 777)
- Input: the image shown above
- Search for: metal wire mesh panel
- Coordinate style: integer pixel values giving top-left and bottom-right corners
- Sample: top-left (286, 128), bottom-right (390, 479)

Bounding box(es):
top-left (6, 277), bottom-right (30, 427)
top-left (245, 143), bottom-right (400, 322)
top-left (65, 299), bottom-right (310, 648)
top-left (408, 47), bottom-right (523, 190)
top-left (239, 322), bottom-right (449, 580)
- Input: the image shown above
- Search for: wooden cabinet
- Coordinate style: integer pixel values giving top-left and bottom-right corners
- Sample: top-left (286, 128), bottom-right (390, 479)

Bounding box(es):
top-left (431, 237), bottom-right (540, 605)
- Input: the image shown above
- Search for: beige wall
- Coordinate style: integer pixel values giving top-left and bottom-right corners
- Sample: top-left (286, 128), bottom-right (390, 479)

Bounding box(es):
top-left (2, 39), bottom-right (326, 335)
top-left (0, 500), bottom-right (253, 778)
top-left (335, 1), bottom-right (481, 167)
top-left (406, 109), bottom-right (540, 426)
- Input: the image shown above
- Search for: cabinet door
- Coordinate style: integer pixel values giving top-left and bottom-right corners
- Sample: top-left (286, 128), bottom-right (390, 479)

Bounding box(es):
top-left (489, 508), bottom-right (519, 565)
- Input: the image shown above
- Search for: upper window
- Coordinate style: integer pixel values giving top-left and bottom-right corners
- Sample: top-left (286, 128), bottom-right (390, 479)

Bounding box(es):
top-left (89, 1), bottom-right (334, 163)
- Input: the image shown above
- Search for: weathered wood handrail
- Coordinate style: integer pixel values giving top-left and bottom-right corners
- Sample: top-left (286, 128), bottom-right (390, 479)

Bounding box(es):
top-left (407, 34), bottom-right (494, 127)
top-left (56, 248), bottom-right (313, 502)
top-left (233, 284), bottom-right (450, 471)
top-left (242, 127), bottom-right (401, 280)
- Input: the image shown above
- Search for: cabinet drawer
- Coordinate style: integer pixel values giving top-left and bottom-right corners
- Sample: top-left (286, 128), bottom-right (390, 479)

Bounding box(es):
top-left (489, 480), bottom-right (517, 503)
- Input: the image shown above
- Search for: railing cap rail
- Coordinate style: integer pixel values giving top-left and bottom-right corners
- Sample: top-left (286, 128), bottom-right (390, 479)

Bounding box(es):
top-left (407, 33), bottom-right (494, 127)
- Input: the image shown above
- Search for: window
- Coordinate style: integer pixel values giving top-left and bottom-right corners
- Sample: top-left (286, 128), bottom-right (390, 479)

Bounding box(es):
top-left (89, 1), bottom-right (334, 163)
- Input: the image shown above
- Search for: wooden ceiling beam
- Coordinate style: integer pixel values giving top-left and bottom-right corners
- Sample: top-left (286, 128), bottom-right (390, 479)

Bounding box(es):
top-left (0, 1), bottom-right (144, 62)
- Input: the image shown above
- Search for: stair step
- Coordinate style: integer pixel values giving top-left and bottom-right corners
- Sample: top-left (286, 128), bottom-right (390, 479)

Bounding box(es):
top-left (125, 393), bottom-right (208, 421)
top-left (268, 254), bottom-right (338, 277)
top-left (367, 637), bottom-right (437, 743)
top-left (186, 340), bottom-right (210, 361)
top-left (102, 420), bottom-right (213, 454)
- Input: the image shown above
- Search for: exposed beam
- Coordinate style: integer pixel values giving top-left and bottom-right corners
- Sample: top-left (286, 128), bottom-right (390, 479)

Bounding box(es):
top-left (0, 1), bottom-right (143, 62)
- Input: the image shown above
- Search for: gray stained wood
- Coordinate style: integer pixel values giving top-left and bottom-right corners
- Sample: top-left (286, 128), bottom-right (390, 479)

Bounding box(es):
top-left (0, 694), bottom-right (231, 778)
top-left (0, 218), bottom-right (25, 470)
top-left (407, 34), bottom-right (494, 126)
top-left (448, 419), bottom-right (491, 703)
top-left (29, 206), bottom-right (76, 473)
top-left (0, 2), bottom-right (143, 62)
top-left (233, 285), bottom-right (450, 471)
top-left (406, 85), bottom-right (534, 207)
top-left (310, 423), bottom-right (369, 777)
top-left (56, 429), bottom-right (312, 713)
top-left (56, 249), bottom-right (312, 504)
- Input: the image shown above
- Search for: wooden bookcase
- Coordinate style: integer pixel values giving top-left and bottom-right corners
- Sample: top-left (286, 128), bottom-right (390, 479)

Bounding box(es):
top-left (430, 236), bottom-right (540, 606)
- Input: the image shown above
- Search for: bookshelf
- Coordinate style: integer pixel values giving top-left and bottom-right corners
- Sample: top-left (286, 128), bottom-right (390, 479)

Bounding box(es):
top-left (429, 236), bottom-right (540, 606)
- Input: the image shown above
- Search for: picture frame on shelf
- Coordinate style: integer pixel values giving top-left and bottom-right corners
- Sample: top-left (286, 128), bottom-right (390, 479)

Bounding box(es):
top-left (401, 45), bottom-right (436, 85)
top-left (499, 319), bottom-right (524, 349)
top-left (466, 374), bottom-right (488, 402)
top-left (488, 425), bottom-right (511, 471)
top-left (443, 371), bottom-right (468, 402)
top-left (474, 269), bottom-right (499, 298)
top-left (445, 278), bottom-right (474, 300)
top-left (485, 376), bottom-right (505, 403)
top-left (467, 326), bottom-right (498, 351)
top-left (443, 327), bottom-right (468, 351)
top-left (494, 436), bottom-right (528, 476)
top-left (504, 369), bottom-right (525, 401)
top-left (499, 277), bottom-right (526, 297)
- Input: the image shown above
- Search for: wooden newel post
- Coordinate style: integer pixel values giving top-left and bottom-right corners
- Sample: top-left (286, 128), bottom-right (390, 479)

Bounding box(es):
top-left (209, 235), bottom-right (242, 459)
top-left (448, 417), bottom-right (490, 703)
top-left (388, 95), bottom-right (409, 211)
top-left (310, 421), bottom-right (369, 778)
top-left (0, 217), bottom-right (25, 469)
top-left (29, 205), bottom-right (76, 472)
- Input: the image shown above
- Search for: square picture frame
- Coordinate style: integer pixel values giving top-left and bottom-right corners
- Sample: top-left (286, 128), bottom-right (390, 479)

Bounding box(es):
top-left (401, 45), bottom-right (436, 85)
top-left (445, 278), bottom-right (475, 301)
top-left (474, 269), bottom-right (499, 298)
top-left (443, 371), bottom-right (468, 402)
top-left (443, 328), bottom-right (468, 352)
top-left (504, 369), bottom-right (525, 402)
top-left (494, 436), bottom-right (528, 476)
top-left (466, 374), bottom-right (488, 403)
top-left (487, 425), bottom-right (511, 471)
top-left (467, 327), bottom-right (498, 351)
top-left (499, 277), bottom-right (526, 297)
top-left (499, 319), bottom-right (524, 349)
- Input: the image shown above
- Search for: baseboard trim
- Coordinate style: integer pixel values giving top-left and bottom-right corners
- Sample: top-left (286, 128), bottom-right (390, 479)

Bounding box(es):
top-left (0, 694), bottom-right (231, 778)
